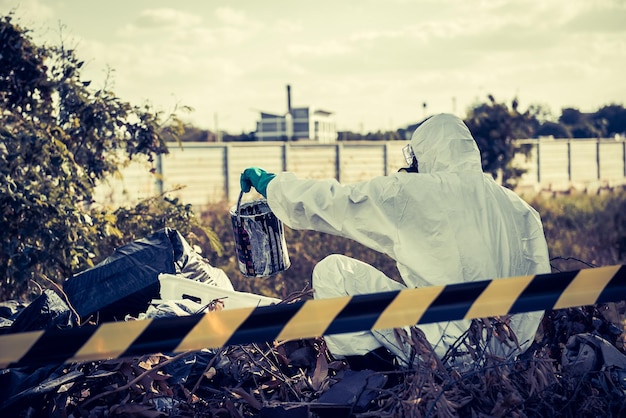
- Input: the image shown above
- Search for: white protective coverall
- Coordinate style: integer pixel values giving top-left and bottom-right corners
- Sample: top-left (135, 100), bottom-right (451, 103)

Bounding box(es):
top-left (266, 113), bottom-right (551, 365)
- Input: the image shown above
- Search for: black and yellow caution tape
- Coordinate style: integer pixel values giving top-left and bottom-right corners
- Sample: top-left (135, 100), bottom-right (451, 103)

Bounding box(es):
top-left (1, 264), bottom-right (625, 369)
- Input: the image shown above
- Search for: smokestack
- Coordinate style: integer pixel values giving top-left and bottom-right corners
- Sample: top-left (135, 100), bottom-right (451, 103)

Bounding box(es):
top-left (285, 85), bottom-right (293, 142)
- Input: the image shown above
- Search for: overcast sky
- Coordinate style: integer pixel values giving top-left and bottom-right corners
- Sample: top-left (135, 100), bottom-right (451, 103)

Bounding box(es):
top-left (2, 0), bottom-right (625, 133)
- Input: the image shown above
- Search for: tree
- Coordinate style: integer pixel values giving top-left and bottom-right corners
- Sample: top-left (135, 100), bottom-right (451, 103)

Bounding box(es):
top-left (592, 104), bottom-right (626, 138)
top-left (536, 121), bottom-right (571, 139)
top-left (0, 14), bottom-right (219, 301)
top-left (464, 95), bottom-right (542, 188)
top-left (559, 108), bottom-right (604, 138)
top-left (162, 124), bottom-right (213, 142)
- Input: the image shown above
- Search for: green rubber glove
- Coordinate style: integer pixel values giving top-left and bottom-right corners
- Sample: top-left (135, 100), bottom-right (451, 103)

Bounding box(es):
top-left (240, 167), bottom-right (276, 198)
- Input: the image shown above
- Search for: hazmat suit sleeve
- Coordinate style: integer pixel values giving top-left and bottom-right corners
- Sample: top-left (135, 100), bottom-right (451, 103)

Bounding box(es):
top-left (266, 168), bottom-right (503, 290)
top-left (266, 173), bottom-right (401, 257)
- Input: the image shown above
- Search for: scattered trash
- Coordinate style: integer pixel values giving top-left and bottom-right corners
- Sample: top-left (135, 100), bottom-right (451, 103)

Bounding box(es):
top-left (158, 273), bottom-right (280, 310)
top-left (315, 369), bottom-right (387, 411)
top-left (63, 228), bottom-right (180, 322)
top-left (8, 289), bottom-right (75, 333)
top-left (130, 298), bottom-right (212, 320)
top-left (562, 332), bottom-right (626, 376)
top-left (1, 369), bottom-right (84, 410)
top-left (62, 227), bottom-right (237, 322)
top-left (0, 300), bottom-right (24, 330)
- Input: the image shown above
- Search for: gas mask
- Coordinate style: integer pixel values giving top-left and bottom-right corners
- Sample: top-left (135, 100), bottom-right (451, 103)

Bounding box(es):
top-left (398, 144), bottom-right (418, 173)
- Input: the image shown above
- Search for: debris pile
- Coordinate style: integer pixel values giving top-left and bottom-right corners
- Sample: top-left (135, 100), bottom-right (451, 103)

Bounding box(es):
top-left (1, 230), bottom-right (626, 417)
top-left (2, 303), bottom-right (625, 417)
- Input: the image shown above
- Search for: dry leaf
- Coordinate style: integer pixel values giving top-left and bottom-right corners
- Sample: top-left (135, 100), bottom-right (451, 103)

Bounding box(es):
top-left (311, 351), bottom-right (329, 391)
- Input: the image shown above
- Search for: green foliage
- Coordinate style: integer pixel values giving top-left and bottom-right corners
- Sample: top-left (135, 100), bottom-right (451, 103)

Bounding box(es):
top-left (0, 14), bottom-right (215, 301)
top-left (535, 121), bottom-right (571, 138)
top-left (532, 190), bottom-right (626, 269)
top-left (554, 105), bottom-right (626, 139)
top-left (592, 104), bottom-right (626, 138)
top-left (362, 130), bottom-right (402, 141)
top-left (98, 194), bottom-right (223, 261)
top-left (0, 16), bottom-right (50, 113)
top-left (0, 127), bottom-right (99, 300)
top-left (162, 124), bottom-right (214, 142)
top-left (559, 108), bottom-right (604, 138)
top-left (464, 95), bottom-right (545, 188)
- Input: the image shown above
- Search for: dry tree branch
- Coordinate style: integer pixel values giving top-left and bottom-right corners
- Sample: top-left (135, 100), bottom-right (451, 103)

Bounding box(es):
top-left (40, 273), bottom-right (81, 325)
top-left (188, 348), bottom-right (224, 400)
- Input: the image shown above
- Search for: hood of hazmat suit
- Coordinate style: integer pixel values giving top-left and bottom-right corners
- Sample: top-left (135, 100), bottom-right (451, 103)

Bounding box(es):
top-left (266, 113), bottom-right (550, 362)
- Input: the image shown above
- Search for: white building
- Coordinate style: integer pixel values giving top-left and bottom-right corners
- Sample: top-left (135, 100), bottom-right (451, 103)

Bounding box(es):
top-left (255, 107), bottom-right (337, 143)
top-left (254, 85), bottom-right (337, 143)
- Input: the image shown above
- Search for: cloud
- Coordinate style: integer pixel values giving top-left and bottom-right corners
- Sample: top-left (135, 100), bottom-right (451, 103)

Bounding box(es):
top-left (211, 7), bottom-right (265, 46)
top-left (113, 6), bottom-right (257, 47)
top-left (564, 7), bottom-right (626, 33)
top-left (272, 19), bottom-right (303, 35)
top-left (215, 7), bottom-right (249, 26)
top-left (287, 40), bottom-right (353, 57)
top-left (134, 8), bottom-right (203, 28)
top-left (2, 0), bottom-right (624, 132)
top-left (348, 29), bottom-right (404, 43)
top-left (277, 0), bottom-right (625, 81)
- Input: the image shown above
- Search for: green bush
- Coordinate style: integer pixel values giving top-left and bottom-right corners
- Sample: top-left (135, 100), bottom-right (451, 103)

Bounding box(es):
top-left (0, 14), bottom-right (211, 301)
top-left (532, 190), bottom-right (626, 271)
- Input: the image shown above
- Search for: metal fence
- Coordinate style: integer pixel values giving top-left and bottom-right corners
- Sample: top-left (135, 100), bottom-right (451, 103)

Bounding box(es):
top-left (93, 139), bottom-right (626, 209)
top-left (514, 139), bottom-right (626, 195)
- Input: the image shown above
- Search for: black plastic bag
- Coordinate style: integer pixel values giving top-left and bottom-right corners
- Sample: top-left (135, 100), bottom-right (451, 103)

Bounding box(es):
top-left (8, 289), bottom-right (74, 333)
top-left (63, 228), bottom-right (182, 322)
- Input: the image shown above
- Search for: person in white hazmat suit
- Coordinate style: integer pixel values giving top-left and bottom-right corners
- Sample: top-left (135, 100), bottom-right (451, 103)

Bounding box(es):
top-left (240, 113), bottom-right (551, 369)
